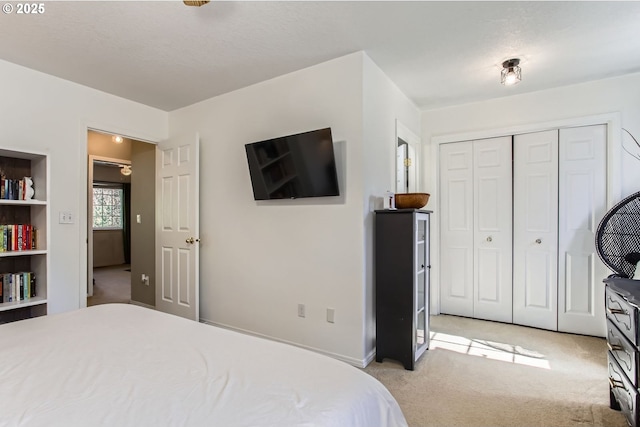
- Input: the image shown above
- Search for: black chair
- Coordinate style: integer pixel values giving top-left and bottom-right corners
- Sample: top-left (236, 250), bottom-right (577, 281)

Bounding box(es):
top-left (596, 191), bottom-right (640, 278)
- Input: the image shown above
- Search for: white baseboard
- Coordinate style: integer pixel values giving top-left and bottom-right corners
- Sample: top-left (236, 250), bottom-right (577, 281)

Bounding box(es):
top-left (199, 318), bottom-right (368, 368)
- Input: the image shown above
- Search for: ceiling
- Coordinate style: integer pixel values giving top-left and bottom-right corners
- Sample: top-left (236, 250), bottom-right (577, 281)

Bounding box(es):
top-left (2, 1), bottom-right (640, 112)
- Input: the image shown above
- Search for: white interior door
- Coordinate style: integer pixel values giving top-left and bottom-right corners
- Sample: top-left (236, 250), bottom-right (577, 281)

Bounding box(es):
top-left (513, 130), bottom-right (559, 331)
top-left (558, 125), bottom-right (608, 336)
top-left (155, 133), bottom-right (200, 321)
top-left (473, 137), bottom-right (513, 323)
top-left (439, 141), bottom-right (474, 317)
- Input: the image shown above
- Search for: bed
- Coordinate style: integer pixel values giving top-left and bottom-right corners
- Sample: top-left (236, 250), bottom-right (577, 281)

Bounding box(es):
top-left (0, 304), bottom-right (407, 427)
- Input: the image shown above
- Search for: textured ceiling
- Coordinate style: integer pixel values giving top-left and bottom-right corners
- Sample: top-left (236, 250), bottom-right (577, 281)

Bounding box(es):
top-left (1, 1), bottom-right (639, 112)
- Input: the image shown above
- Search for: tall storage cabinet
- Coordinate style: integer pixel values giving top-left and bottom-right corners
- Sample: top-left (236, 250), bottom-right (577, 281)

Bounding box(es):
top-left (0, 148), bottom-right (48, 323)
top-left (375, 209), bottom-right (431, 370)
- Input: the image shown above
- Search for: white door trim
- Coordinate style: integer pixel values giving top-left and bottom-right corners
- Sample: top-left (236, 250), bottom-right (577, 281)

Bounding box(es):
top-left (430, 112), bottom-right (621, 316)
top-left (78, 121), bottom-right (161, 309)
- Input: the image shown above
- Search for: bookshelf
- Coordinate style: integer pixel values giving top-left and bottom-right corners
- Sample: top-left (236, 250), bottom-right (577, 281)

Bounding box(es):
top-left (0, 148), bottom-right (48, 323)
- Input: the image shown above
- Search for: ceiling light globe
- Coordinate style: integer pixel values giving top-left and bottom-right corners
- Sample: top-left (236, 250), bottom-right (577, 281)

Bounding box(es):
top-left (500, 58), bottom-right (522, 86)
top-left (504, 72), bottom-right (518, 86)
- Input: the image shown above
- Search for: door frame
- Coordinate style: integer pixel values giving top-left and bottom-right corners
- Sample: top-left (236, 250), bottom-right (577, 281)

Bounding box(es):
top-left (395, 119), bottom-right (421, 193)
top-left (79, 122), bottom-right (160, 308)
top-left (87, 154), bottom-right (131, 297)
top-left (430, 112), bottom-right (622, 315)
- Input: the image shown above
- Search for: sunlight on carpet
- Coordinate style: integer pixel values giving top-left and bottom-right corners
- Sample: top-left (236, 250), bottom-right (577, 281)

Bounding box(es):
top-left (429, 331), bottom-right (550, 369)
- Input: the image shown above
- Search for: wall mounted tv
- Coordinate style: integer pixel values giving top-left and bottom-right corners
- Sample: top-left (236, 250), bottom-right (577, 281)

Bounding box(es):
top-left (245, 127), bottom-right (340, 200)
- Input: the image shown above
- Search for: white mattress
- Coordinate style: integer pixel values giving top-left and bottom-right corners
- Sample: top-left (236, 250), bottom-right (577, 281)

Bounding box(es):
top-left (0, 304), bottom-right (407, 427)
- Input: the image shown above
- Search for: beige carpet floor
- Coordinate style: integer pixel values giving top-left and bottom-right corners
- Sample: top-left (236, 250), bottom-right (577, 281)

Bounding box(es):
top-left (364, 315), bottom-right (628, 427)
top-left (87, 264), bottom-right (131, 306)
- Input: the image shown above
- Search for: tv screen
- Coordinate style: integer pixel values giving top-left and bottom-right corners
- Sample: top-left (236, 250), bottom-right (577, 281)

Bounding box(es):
top-left (245, 128), bottom-right (340, 200)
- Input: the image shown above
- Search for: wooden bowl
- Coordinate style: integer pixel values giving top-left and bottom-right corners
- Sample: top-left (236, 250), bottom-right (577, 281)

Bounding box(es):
top-left (395, 193), bottom-right (430, 209)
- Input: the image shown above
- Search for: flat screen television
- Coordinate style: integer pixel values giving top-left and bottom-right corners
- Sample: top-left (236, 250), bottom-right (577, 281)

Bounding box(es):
top-left (245, 127), bottom-right (340, 200)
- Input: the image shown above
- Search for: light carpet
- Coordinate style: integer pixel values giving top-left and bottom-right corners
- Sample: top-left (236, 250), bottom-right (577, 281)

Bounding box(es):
top-left (364, 315), bottom-right (627, 427)
top-left (88, 264), bottom-right (131, 306)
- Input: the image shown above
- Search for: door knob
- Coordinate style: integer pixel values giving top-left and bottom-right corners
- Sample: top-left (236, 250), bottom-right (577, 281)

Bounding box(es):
top-left (535, 238), bottom-right (542, 244)
top-left (186, 237), bottom-right (201, 244)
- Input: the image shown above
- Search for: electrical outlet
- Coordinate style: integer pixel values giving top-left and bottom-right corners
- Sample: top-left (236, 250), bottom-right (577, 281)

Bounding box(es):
top-left (297, 303), bottom-right (306, 318)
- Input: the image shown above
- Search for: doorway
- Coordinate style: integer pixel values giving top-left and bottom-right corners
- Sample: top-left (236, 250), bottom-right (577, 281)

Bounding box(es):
top-left (86, 130), bottom-right (156, 307)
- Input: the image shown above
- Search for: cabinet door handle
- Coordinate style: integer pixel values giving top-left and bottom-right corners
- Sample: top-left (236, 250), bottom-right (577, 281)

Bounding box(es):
top-left (609, 376), bottom-right (626, 390)
top-left (486, 236), bottom-right (492, 242)
top-left (607, 342), bottom-right (624, 352)
top-left (535, 238), bottom-right (542, 244)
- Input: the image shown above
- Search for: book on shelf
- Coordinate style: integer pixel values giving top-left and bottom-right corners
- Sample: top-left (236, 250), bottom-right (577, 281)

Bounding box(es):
top-left (0, 272), bottom-right (36, 303)
top-left (0, 225), bottom-right (37, 252)
top-left (0, 177), bottom-right (35, 201)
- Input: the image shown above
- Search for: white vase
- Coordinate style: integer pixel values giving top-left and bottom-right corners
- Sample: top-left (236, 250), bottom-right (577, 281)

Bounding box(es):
top-left (24, 177), bottom-right (34, 200)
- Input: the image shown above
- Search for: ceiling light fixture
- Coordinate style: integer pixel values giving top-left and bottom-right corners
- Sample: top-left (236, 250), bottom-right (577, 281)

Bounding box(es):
top-left (112, 135), bottom-right (124, 144)
top-left (120, 165), bottom-right (132, 176)
top-left (183, 1), bottom-right (210, 6)
top-left (501, 58), bottom-right (521, 86)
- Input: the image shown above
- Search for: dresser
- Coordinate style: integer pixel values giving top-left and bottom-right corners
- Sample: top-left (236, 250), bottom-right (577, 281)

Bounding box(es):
top-left (374, 209), bottom-right (431, 370)
top-left (605, 277), bottom-right (640, 427)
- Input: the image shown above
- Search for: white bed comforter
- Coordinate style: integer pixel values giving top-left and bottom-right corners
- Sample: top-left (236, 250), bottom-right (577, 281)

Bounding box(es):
top-left (0, 304), bottom-right (407, 427)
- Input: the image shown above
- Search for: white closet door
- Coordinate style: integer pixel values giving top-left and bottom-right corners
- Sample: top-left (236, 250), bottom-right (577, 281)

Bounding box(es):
top-left (439, 141), bottom-right (474, 317)
top-left (513, 130), bottom-right (559, 331)
top-left (473, 137), bottom-right (513, 322)
top-left (558, 125), bottom-right (608, 336)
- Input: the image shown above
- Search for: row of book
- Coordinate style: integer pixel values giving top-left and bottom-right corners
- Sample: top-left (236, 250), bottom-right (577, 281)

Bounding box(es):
top-left (0, 272), bottom-right (36, 303)
top-left (1, 177), bottom-right (33, 201)
top-left (0, 225), bottom-right (38, 252)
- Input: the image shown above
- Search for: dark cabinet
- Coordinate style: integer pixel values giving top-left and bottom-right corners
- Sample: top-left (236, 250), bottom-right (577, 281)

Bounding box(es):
top-left (605, 277), bottom-right (640, 427)
top-left (375, 209), bottom-right (431, 370)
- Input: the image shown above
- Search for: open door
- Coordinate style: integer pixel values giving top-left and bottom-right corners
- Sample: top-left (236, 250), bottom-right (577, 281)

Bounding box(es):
top-left (155, 133), bottom-right (200, 321)
top-left (395, 120), bottom-right (420, 193)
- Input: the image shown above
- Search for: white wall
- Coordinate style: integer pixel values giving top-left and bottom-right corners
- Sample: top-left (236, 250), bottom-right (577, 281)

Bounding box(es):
top-left (170, 53), bottom-right (367, 364)
top-left (421, 72), bottom-right (640, 314)
top-left (422, 72), bottom-right (640, 199)
top-left (362, 54), bottom-right (421, 360)
top-left (169, 52), bottom-right (420, 365)
top-left (0, 59), bottom-right (167, 314)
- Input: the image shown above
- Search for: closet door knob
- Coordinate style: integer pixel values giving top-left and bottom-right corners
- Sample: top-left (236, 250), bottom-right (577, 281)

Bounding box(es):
top-left (535, 238), bottom-right (542, 244)
top-left (486, 236), bottom-right (492, 242)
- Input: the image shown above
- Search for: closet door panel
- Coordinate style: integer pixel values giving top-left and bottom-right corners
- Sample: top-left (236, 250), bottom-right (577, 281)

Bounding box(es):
top-left (473, 137), bottom-right (513, 322)
top-left (439, 142), bottom-right (474, 317)
top-left (558, 125), bottom-right (607, 336)
top-left (513, 130), bottom-right (559, 331)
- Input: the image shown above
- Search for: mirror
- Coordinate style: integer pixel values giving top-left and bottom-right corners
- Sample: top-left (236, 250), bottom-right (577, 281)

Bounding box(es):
top-left (395, 120), bottom-right (421, 193)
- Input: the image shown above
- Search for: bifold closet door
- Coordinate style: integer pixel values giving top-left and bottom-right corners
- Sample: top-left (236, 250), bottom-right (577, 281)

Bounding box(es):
top-left (513, 126), bottom-right (607, 335)
top-left (513, 130), bottom-right (559, 331)
top-left (473, 137), bottom-right (513, 322)
top-left (440, 141), bottom-right (474, 317)
top-left (557, 125), bottom-right (607, 336)
top-left (440, 137), bottom-right (512, 322)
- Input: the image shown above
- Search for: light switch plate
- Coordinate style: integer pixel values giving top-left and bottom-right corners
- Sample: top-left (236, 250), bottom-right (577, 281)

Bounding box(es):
top-left (59, 211), bottom-right (74, 224)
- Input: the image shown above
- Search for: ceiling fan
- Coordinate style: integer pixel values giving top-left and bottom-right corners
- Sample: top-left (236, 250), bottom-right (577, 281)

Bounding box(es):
top-left (183, 1), bottom-right (210, 6)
